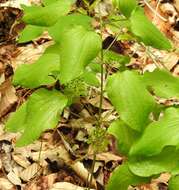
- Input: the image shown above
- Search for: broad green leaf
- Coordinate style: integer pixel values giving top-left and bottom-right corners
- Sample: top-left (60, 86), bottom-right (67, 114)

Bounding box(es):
top-left (103, 50), bottom-right (130, 65)
top-left (129, 147), bottom-right (179, 177)
top-left (58, 26), bottom-right (101, 84)
top-left (130, 108), bottom-right (179, 156)
top-left (108, 119), bottom-right (139, 155)
top-left (6, 102), bottom-right (27, 132)
top-left (15, 89), bottom-right (67, 147)
top-left (13, 53), bottom-right (59, 88)
top-left (130, 7), bottom-right (172, 50)
top-left (48, 14), bottom-right (92, 43)
top-left (88, 62), bottom-right (101, 73)
top-left (18, 25), bottom-right (44, 43)
top-left (106, 70), bottom-right (155, 131)
top-left (114, 0), bottom-right (137, 17)
top-left (168, 175), bottom-right (179, 190)
top-left (22, 0), bottom-right (72, 26)
top-left (82, 71), bottom-right (100, 87)
top-left (143, 69), bottom-right (179, 98)
top-left (106, 162), bottom-right (150, 190)
top-left (43, 0), bottom-right (75, 6)
top-left (44, 43), bottom-right (61, 55)
top-left (43, 0), bottom-right (59, 6)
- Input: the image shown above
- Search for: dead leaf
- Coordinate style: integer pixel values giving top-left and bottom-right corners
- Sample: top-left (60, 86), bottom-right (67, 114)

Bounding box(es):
top-left (20, 163), bottom-right (39, 181)
top-left (71, 162), bottom-right (96, 188)
top-left (12, 154), bottom-right (31, 168)
top-left (50, 182), bottom-right (95, 190)
top-left (7, 170), bottom-right (21, 186)
top-left (0, 178), bottom-right (14, 190)
top-left (0, 80), bottom-right (17, 118)
top-left (0, 0), bottom-right (30, 8)
top-left (174, 0), bottom-right (179, 13)
top-left (12, 41), bottom-right (53, 69)
top-left (88, 96), bottom-right (112, 110)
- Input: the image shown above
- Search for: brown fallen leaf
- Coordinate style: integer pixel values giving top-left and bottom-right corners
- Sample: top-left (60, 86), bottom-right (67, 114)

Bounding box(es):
top-left (88, 95), bottom-right (112, 110)
top-left (12, 154), bottom-right (31, 168)
top-left (20, 163), bottom-right (39, 182)
top-left (71, 162), bottom-right (96, 188)
top-left (0, 79), bottom-right (17, 118)
top-left (50, 182), bottom-right (95, 190)
top-left (7, 170), bottom-right (21, 186)
top-left (0, 178), bottom-right (14, 190)
top-left (25, 173), bottom-right (57, 190)
top-left (12, 41), bottom-right (53, 70)
top-left (95, 152), bottom-right (123, 163)
top-left (174, 0), bottom-right (179, 13)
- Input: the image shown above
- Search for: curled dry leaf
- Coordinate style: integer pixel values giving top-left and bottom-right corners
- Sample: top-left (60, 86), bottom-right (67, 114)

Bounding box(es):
top-left (50, 182), bottom-right (95, 190)
top-left (0, 140), bottom-right (16, 173)
top-left (71, 162), bottom-right (96, 188)
top-left (160, 3), bottom-right (178, 25)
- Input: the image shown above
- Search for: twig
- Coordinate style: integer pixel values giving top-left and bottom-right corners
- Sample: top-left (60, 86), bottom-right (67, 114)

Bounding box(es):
top-left (143, 0), bottom-right (167, 22)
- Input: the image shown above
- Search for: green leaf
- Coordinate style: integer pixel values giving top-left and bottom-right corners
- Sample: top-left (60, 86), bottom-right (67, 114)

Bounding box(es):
top-left (88, 62), bottom-right (101, 73)
top-left (43, 0), bottom-right (75, 6)
top-left (143, 69), bottom-right (179, 98)
top-left (103, 50), bottom-right (130, 65)
top-left (106, 162), bottom-right (150, 190)
top-left (18, 25), bottom-right (44, 43)
top-left (48, 14), bottom-right (92, 43)
top-left (129, 147), bottom-right (179, 177)
top-left (106, 70), bottom-right (155, 131)
top-left (44, 43), bottom-right (61, 54)
top-left (168, 175), bottom-right (179, 190)
top-left (22, 0), bottom-right (73, 26)
top-left (13, 53), bottom-right (59, 88)
top-left (115, 0), bottom-right (137, 17)
top-left (42, 0), bottom-right (59, 6)
top-left (82, 71), bottom-right (100, 87)
top-left (130, 108), bottom-right (179, 157)
top-left (58, 26), bottom-right (101, 84)
top-left (108, 119), bottom-right (139, 155)
top-left (14, 89), bottom-right (67, 147)
top-left (130, 7), bottom-right (172, 50)
top-left (6, 102), bottom-right (27, 132)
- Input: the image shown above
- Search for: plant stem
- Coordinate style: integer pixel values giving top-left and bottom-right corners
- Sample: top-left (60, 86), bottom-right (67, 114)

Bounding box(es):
top-left (99, 46), bottom-right (104, 122)
top-left (87, 4), bottom-right (105, 189)
top-left (143, 0), bottom-right (167, 21)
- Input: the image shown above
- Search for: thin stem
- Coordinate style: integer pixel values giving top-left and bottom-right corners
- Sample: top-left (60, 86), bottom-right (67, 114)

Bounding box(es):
top-left (103, 31), bottom-right (121, 56)
top-left (143, 0), bottom-right (167, 22)
top-left (153, 0), bottom-right (161, 23)
top-left (87, 3), bottom-right (105, 189)
top-left (99, 47), bottom-right (104, 122)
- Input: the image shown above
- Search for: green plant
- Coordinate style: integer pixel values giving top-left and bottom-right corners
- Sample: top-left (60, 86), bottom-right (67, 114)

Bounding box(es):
top-left (6, 0), bottom-right (179, 189)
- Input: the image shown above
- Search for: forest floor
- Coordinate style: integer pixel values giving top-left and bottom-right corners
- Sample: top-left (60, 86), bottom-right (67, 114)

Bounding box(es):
top-left (0, 0), bottom-right (179, 190)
